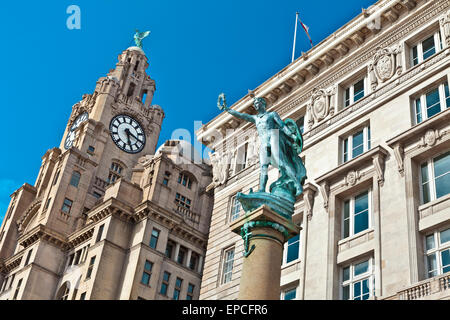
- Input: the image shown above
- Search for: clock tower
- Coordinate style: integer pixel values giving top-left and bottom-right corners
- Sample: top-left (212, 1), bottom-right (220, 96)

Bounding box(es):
top-left (0, 38), bottom-right (213, 301)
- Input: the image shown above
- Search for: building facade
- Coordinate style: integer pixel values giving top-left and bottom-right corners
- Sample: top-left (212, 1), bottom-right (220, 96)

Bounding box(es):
top-left (198, 0), bottom-right (450, 300)
top-left (0, 45), bottom-right (213, 300)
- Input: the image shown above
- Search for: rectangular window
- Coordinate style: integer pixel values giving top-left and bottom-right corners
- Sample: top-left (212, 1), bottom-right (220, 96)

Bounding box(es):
top-left (70, 171), bottom-right (81, 188)
top-left (230, 194), bottom-right (242, 222)
top-left (53, 170), bottom-right (60, 186)
top-left (285, 234), bottom-right (300, 264)
top-left (79, 292), bottom-right (86, 300)
top-left (235, 144), bottom-right (248, 172)
top-left (221, 247), bottom-right (235, 284)
top-left (61, 198), bottom-right (73, 214)
top-left (189, 252), bottom-right (198, 270)
top-left (160, 271), bottom-right (171, 296)
top-left (173, 277), bottom-right (183, 300)
top-left (177, 246), bottom-right (187, 265)
top-left (283, 287), bottom-right (297, 300)
top-left (149, 228), bottom-right (160, 249)
top-left (414, 82), bottom-right (450, 124)
top-left (420, 151), bottom-right (450, 204)
top-left (141, 260), bottom-right (153, 286)
top-left (165, 240), bottom-right (174, 259)
top-left (86, 256), bottom-right (96, 279)
top-left (341, 259), bottom-right (374, 300)
top-left (186, 283), bottom-right (195, 300)
top-left (344, 78), bottom-right (366, 107)
top-left (410, 31), bottom-right (442, 66)
top-left (44, 198), bottom-right (52, 211)
top-left (93, 191), bottom-right (102, 199)
top-left (175, 193), bottom-right (192, 210)
top-left (343, 190), bottom-right (370, 239)
top-left (425, 227), bottom-right (450, 278)
top-left (96, 224), bottom-right (104, 243)
top-left (12, 279), bottom-right (22, 300)
top-left (342, 126), bottom-right (371, 163)
top-left (163, 178), bottom-right (169, 186)
top-left (24, 249), bottom-right (33, 266)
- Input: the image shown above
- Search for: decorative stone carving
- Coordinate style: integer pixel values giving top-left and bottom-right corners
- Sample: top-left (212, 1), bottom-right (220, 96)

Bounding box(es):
top-left (67, 92), bottom-right (98, 128)
top-left (209, 150), bottom-right (231, 187)
top-left (246, 132), bottom-right (260, 166)
top-left (372, 154), bottom-right (385, 186)
top-left (320, 181), bottom-right (330, 212)
top-left (392, 143), bottom-right (405, 176)
top-left (307, 87), bottom-right (335, 129)
top-left (368, 45), bottom-right (402, 90)
top-left (419, 129), bottom-right (446, 147)
top-left (440, 10), bottom-right (450, 47)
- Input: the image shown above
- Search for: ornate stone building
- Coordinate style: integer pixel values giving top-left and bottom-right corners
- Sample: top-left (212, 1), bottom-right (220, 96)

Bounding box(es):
top-left (0, 45), bottom-right (213, 300)
top-left (197, 0), bottom-right (450, 300)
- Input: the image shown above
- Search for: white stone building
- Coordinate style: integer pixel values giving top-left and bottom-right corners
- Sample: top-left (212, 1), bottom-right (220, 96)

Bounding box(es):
top-left (197, 0), bottom-right (450, 300)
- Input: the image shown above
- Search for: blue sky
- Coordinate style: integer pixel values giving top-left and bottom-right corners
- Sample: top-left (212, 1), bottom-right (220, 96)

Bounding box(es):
top-left (0, 0), bottom-right (376, 222)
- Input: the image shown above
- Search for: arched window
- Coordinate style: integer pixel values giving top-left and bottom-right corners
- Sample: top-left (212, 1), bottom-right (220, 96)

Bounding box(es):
top-left (56, 282), bottom-right (71, 300)
top-left (70, 171), bottom-right (81, 188)
top-left (177, 172), bottom-right (196, 190)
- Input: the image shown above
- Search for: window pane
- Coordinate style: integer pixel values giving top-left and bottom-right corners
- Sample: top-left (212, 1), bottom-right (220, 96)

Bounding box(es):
top-left (354, 210), bottom-right (369, 234)
top-left (352, 131), bottom-right (364, 158)
top-left (440, 229), bottom-right (450, 245)
top-left (415, 98), bottom-right (422, 123)
top-left (441, 249), bottom-right (450, 273)
top-left (286, 235), bottom-right (300, 263)
top-left (284, 288), bottom-right (296, 300)
top-left (427, 254), bottom-right (438, 277)
top-left (141, 272), bottom-right (150, 285)
top-left (342, 285), bottom-right (350, 300)
top-left (353, 80), bottom-right (364, 102)
top-left (433, 151), bottom-right (450, 177)
top-left (422, 36), bottom-right (436, 60)
top-left (425, 88), bottom-right (441, 118)
top-left (435, 174), bottom-right (450, 199)
top-left (426, 234), bottom-right (435, 250)
top-left (343, 138), bottom-right (348, 162)
top-left (343, 266), bottom-right (350, 282)
top-left (412, 46), bottom-right (419, 66)
top-left (445, 82), bottom-right (450, 108)
top-left (362, 279), bottom-right (370, 300)
top-left (343, 201), bottom-right (350, 238)
top-left (70, 172), bottom-right (81, 187)
top-left (354, 260), bottom-right (369, 276)
top-left (144, 261), bottom-right (152, 271)
top-left (345, 88), bottom-right (350, 107)
top-left (355, 192), bottom-right (369, 214)
top-left (353, 282), bottom-right (361, 299)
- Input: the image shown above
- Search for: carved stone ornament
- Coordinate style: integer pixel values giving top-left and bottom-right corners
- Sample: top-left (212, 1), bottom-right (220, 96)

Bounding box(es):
top-left (308, 87), bottom-right (335, 128)
top-left (420, 129), bottom-right (447, 148)
top-left (346, 170), bottom-right (358, 186)
top-left (368, 45), bottom-right (402, 90)
top-left (424, 129), bottom-right (437, 146)
top-left (440, 10), bottom-right (450, 47)
top-left (209, 150), bottom-right (231, 187)
top-left (67, 92), bottom-right (98, 128)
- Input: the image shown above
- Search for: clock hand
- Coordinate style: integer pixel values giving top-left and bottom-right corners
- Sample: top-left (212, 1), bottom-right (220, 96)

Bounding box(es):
top-left (127, 131), bottom-right (140, 141)
top-left (125, 129), bottom-right (132, 146)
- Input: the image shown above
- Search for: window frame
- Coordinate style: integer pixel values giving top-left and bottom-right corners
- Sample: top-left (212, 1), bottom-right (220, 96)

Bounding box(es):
top-left (69, 171), bottom-right (81, 188)
top-left (341, 126), bottom-right (371, 163)
top-left (424, 227), bottom-right (450, 278)
top-left (149, 228), bottom-right (160, 249)
top-left (341, 257), bottom-right (375, 300)
top-left (410, 31), bottom-right (442, 67)
top-left (283, 233), bottom-right (300, 265)
top-left (419, 150), bottom-right (450, 204)
top-left (141, 260), bottom-right (153, 286)
top-left (343, 77), bottom-right (367, 107)
top-left (221, 247), bottom-right (235, 285)
top-left (282, 287), bottom-right (297, 300)
top-left (61, 198), bottom-right (73, 215)
top-left (229, 193), bottom-right (242, 222)
top-left (342, 189), bottom-right (372, 239)
top-left (413, 81), bottom-right (449, 125)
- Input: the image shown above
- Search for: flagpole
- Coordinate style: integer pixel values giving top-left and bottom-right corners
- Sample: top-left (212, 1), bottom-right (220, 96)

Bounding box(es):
top-left (291, 12), bottom-right (299, 63)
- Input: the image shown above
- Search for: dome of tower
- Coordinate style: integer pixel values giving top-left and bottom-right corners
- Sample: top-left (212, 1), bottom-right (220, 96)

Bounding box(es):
top-left (126, 46), bottom-right (145, 54)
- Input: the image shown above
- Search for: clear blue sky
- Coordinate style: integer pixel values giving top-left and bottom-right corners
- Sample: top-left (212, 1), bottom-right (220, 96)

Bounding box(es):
top-left (0, 0), bottom-right (376, 222)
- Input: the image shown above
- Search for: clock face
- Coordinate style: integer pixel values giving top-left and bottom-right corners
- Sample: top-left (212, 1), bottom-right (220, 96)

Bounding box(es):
top-left (109, 114), bottom-right (146, 154)
top-left (65, 112), bottom-right (89, 150)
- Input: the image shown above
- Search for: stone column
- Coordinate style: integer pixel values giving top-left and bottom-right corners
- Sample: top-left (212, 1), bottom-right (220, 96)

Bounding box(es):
top-left (230, 205), bottom-right (300, 300)
top-left (185, 249), bottom-right (192, 269)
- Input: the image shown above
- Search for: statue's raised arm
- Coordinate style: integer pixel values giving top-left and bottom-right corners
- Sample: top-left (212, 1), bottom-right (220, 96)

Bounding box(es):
top-left (217, 93), bottom-right (255, 124)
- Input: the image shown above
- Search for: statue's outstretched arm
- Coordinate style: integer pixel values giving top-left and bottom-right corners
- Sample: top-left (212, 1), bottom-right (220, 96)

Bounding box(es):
top-left (226, 109), bottom-right (255, 124)
top-left (273, 112), bottom-right (295, 139)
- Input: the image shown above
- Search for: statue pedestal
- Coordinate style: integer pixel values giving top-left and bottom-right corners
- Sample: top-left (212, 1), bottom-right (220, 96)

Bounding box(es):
top-left (230, 205), bottom-right (300, 300)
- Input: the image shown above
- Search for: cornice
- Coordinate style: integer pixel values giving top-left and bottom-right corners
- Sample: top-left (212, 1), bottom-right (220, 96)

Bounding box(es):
top-left (316, 146), bottom-right (389, 185)
top-left (17, 224), bottom-right (68, 250)
top-left (198, 0), bottom-right (447, 148)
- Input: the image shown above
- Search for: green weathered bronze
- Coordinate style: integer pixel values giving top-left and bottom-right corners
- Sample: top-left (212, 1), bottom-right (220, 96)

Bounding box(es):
top-left (240, 220), bottom-right (289, 257)
top-left (134, 29), bottom-right (151, 49)
top-left (217, 92), bottom-right (307, 219)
